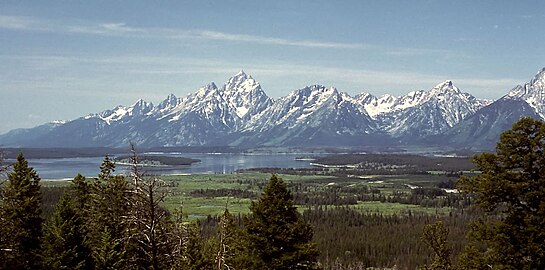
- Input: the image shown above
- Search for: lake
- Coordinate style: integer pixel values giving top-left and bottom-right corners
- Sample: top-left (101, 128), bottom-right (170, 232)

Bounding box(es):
top-left (15, 153), bottom-right (315, 179)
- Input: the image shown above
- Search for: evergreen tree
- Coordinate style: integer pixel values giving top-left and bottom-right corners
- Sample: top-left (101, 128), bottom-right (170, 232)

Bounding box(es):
top-left (245, 175), bottom-right (319, 270)
top-left (185, 221), bottom-right (211, 270)
top-left (42, 192), bottom-right (94, 270)
top-left (457, 117), bottom-right (545, 269)
top-left (93, 228), bottom-right (126, 270)
top-left (0, 153), bottom-right (44, 269)
top-left (420, 221), bottom-right (451, 270)
top-left (71, 174), bottom-right (92, 211)
top-left (89, 156), bottom-right (132, 269)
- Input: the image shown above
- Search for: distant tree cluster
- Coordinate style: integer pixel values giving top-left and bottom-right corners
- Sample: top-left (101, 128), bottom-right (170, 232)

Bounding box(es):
top-left (312, 154), bottom-right (475, 172)
top-left (114, 155), bottom-right (200, 166)
top-left (190, 188), bottom-right (257, 199)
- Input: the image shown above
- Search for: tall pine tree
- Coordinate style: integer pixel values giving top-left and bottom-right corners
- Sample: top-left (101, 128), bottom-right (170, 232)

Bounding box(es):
top-left (0, 153), bottom-right (44, 269)
top-left (42, 191), bottom-right (94, 270)
top-left (89, 156), bottom-right (132, 269)
top-left (457, 117), bottom-right (545, 269)
top-left (245, 174), bottom-right (319, 270)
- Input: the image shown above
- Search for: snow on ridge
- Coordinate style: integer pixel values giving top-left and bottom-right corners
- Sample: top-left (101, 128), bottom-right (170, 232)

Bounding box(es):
top-left (50, 120), bottom-right (67, 125)
top-left (505, 68), bottom-right (545, 119)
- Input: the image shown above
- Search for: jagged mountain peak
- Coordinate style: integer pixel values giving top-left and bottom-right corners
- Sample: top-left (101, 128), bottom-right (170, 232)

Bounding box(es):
top-left (206, 82), bottom-right (218, 90)
top-left (378, 94), bottom-right (396, 102)
top-left (361, 79), bottom-right (488, 138)
top-left (436, 80), bottom-right (453, 88)
top-left (234, 69), bottom-right (247, 78)
top-left (157, 93), bottom-right (179, 111)
top-left (360, 81), bottom-right (469, 119)
top-left (507, 69), bottom-right (545, 97)
top-left (525, 67), bottom-right (545, 93)
top-left (194, 82), bottom-right (220, 97)
top-left (131, 98), bottom-right (153, 110)
top-left (223, 71), bottom-right (260, 92)
top-left (165, 93), bottom-right (178, 102)
top-left (530, 67), bottom-right (545, 85)
top-left (286, 85), bottom-right (342, 106)
top-left (227, 70), bottom-right (249, 83)
top-left (220, 71), bottom-right (272, 119)
top-left (429, 80), bottom-right (463, 97)
top-left (299, 85), bottom-right (339, 95)
top-left (504, 67), bottom-right (545, 118)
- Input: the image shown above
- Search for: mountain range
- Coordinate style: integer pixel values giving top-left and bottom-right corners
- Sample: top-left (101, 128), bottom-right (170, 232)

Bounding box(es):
top-left (2, 68), bottom-right (545, 151)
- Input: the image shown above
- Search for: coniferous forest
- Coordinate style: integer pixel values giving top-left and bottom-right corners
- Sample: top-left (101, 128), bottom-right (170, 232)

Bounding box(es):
top-left (1, 118), bottom-right (545, 269)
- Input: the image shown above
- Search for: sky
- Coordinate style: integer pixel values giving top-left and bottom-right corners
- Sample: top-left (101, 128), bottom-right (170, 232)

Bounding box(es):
top-left (1, 0), bottom-right (545, 134)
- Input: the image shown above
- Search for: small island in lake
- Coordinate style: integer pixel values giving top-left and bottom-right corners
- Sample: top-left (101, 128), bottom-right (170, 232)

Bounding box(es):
top-left (114, 155), bottom-right (200, 166)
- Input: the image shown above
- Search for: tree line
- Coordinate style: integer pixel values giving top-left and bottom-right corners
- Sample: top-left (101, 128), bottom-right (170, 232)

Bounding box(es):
top-left (0, 148), bottom-right (319, 269)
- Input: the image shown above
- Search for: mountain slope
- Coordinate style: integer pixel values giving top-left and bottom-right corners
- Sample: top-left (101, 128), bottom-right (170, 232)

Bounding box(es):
top-left (0, 121), bottom-right (65, 147)
top-left (441, 68), bottom-right (545, 149)
top-left (11, 72), bottom-right (273, 147)
top-left (235, 85), bottom-right (383, 146)
top-left (440, 99), bottom-right (540, 149)
top-left (361, 81), bottom-right (490, 139)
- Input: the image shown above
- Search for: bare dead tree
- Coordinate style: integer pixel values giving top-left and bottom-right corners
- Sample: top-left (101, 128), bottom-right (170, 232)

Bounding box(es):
top-left (0, 149), bottom-right (9, 182)
top-left (126, 144), bottom-right (172, 269)
top-left (168, 204), bottom-right (190, 269)
top-left (215, 203), bottom-right (230, 270)
top-left (129, 143), bottom-right (141, 186)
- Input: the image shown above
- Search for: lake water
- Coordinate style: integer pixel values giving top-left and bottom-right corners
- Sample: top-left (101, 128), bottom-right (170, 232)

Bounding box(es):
top-left (16, 153), bottom-right (315, 179)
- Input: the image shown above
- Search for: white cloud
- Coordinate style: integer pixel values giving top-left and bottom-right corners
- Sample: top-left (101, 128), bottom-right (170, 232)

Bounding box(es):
top-left (195, 30), bottom-right (368, 49)
top-left (0, 15), bottom-right (366, 49)
top-left (0, 15), bottom-right (38, 30)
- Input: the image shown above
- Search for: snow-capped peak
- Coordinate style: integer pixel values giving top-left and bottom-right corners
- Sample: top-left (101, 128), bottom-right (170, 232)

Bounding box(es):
top-left (360, 79), bottom-right (488, 134)
top-left (437, 80), bottom-right (453, 88)
top-left (505, 67), bottom-right (545, 118)
top-left (221, 71), bottom-right (272, 118)
top-left (430, 80), bottom-right (461, 96)
top-left (195, 82), bottom-right (219, 97)
top-left (286, 85), bottom-right (340, 106)
top-left (530, 67), bottom-right (545, 88)
top-left (223, 70), bottom-right (259, 93)
top-left (157, 93), bottom-right (179, 111)
top-left (131, 99), bottom-right (153, 111)
top-left (357, 93), bottom-right (398, 117)
top-left (231, 70), bottom-right (248, 80)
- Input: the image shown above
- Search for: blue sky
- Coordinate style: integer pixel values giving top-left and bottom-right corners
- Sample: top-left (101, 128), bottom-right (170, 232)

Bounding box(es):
top-left (1, 0), bottom-right (545, 134)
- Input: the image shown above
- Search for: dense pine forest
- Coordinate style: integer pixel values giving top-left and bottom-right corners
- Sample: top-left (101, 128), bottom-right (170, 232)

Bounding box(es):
top-left (1, 118), bottom-right (545, 269)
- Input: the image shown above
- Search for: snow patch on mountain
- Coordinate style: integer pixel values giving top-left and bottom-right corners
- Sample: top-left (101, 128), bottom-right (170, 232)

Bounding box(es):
top-left (361, 80), bottom-right (490, 137)
top-left (505, 68), bottom-right (545, 119)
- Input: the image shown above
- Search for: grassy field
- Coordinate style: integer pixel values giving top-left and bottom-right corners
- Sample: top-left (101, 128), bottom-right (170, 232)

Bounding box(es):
top-left (41, 171), bottom-right (458, 218)
top-left (161, 172), bottom-right (334, 217)
top-left (155, 172), bottom-right (457, 218)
